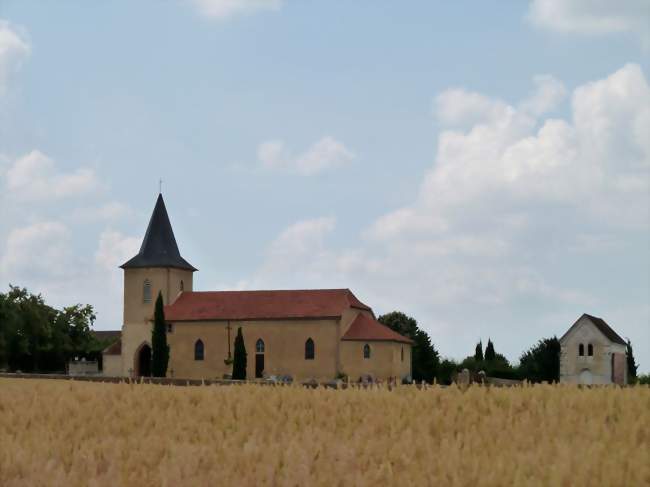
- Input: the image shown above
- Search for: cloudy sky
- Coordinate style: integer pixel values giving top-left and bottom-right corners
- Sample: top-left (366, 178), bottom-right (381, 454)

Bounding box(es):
top-left (1, 1), bottom-right (648, 371)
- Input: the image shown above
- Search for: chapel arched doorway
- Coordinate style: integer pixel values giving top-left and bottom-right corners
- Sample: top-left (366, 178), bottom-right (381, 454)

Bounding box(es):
top-left (136, 343), bottom-right (152, 377)
top-left (579, 369), bottom-right (593, 385)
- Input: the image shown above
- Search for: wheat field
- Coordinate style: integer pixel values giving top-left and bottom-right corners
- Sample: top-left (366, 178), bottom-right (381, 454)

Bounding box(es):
top-left (0, 379), bottom-right (648, 487)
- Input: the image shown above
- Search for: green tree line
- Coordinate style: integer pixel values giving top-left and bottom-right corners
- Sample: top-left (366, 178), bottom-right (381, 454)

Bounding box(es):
top-left (0, 285), bottom-right (644, 383)
top-left (0, 286), bottom-right (103, 373)
top-left (379, 311), bottom-right (641, 384)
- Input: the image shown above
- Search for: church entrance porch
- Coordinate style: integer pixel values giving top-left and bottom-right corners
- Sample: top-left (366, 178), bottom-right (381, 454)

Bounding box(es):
top-left (135, 343), bottom-right (152, 377)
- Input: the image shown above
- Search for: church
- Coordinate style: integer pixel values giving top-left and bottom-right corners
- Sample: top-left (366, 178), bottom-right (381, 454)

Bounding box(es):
top-left (102, 194), bottom-right (413, 382)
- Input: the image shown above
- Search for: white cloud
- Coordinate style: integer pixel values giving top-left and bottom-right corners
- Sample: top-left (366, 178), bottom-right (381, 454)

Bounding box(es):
top-left (0, 221), bottom-right (72, 279)
top-left (95, 230), bottom-right (140, 272)
top-left (0, 223), bottom-right (140, 328)
top-left (191, 0), bottom-right (283, 19)
top-left (0, 20), bottom-right (30, 96)
top-left (435, 89), bottom-right (512, 128)
top-left (398, 63), bottom-right (649, 238)
top-left (519, 75), bottom-right (567, 116)
top-left (269, 217), bottom-right (335, 255)
top-left (0, 150), bottom-right (138, 328)
top-left (260, 217), bottom-right (337, 278)
top-left (71, 202), bottom-right (134, 223)
top-left (527, 0), bottom-right (650, 46)
top-left (258, 136), bottom-right (355, 175)
top-left (257, 140), bottom-right (286, 169)
top-left (4, 150), bottom-right (99, 202)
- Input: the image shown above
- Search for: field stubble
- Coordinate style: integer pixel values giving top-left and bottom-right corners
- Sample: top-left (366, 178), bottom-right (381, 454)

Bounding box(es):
top-left (0, 379), bottom-right (648, 486)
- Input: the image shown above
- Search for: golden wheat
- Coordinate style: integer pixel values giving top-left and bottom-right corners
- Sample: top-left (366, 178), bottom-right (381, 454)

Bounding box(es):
top-left (0, 379), bottom-right (648, 487)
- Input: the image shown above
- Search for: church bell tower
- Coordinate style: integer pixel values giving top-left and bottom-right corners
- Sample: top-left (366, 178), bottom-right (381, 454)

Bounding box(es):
top-left (119, 193), bottom-right (196, 376)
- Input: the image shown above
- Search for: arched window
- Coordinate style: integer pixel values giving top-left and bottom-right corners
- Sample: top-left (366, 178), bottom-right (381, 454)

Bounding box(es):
top-left (180, 280), bottom-right (184, 292)
top-left (588, 344), bottom-right (594, 356)
top-left (401, 346), bottom-right (404, 362)
top-left (194, 339), bottom-right (204, 361)
top-left (305, 338), bottom-right (315, 360)
top-left (256, 339), bottom-right (265, 354)
top-left (143, 279), bottom-right (152, 303)
top-left (363, 344), bottom-right (371, 359)
top-left (579, 343), bottom-right (584, 356)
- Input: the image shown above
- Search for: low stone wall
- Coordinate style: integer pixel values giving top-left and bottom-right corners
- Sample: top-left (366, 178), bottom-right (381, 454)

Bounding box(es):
top-left (0, 373), bottom-right (349, 388)
top-left (0, 373), bottom-right (431, 390)
top-left (486, 377), bottom-right (523, 387)
top-left (68, 361), bottom-right (99, 376)
top-left (453, 368), bottom-right (523, 387)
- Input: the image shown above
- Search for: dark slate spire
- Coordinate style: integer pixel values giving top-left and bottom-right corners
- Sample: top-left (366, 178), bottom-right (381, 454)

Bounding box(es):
top-left (121, 194), bottom-right (197, 271)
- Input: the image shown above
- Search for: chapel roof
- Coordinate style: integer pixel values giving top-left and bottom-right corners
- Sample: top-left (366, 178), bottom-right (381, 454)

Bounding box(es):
top-left (103, 339), bottom-right (122, 355)
top-left (582, 314), bottom-right (627, 345)
top-left (92, 330), bottom-right (121, 344)
top-left (341, 313), bottom-right (414, 344)
top-left (561, 313), bottom-right (627, 346)
top-left (121, 193), bottom-right (197, 272)
top-left (164, 289), bottom-right (371, 321)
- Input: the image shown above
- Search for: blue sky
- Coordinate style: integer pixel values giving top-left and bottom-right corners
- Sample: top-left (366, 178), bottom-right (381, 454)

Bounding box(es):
top-left (1, 1), bottom-right (649, 371)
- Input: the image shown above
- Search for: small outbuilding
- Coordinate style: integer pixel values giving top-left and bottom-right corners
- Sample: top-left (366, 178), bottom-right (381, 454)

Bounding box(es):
top-left (559, 313), bottom-right (627, 385)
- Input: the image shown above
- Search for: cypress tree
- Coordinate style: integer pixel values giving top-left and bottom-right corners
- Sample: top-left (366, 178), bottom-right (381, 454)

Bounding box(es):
top-left (151, 292), bottom-right (169, 377)
top-left (626, 340), bottom-right (638, 383)
top-left (232, 327), bottom-right (247, 380)
top-left (474, 340), bottom-right (484, 362)
top-left (485, 339), bottom-right (496, 362)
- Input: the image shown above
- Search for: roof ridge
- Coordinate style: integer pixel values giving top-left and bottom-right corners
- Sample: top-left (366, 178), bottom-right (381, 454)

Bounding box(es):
top-left (571, 313), bottom-right (627, 346)
top-left (182, 288), bottom-right (353, 294)
top-left (165, 289), bottom-right (372, 321)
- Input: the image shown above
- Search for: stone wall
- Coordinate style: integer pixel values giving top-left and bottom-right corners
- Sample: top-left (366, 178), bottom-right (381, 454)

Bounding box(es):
top-left (68, 360), bottom-right (99, 376)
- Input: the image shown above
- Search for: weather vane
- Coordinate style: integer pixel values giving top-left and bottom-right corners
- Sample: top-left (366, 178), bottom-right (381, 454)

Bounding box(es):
top-left (159, 178), bottom-right (163, 194)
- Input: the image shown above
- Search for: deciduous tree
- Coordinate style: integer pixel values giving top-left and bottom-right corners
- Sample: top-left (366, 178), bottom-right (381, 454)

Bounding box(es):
top-left (0, 285), bottom-right (96, 372)
top-left (518, 337), bottom-right (560, 383)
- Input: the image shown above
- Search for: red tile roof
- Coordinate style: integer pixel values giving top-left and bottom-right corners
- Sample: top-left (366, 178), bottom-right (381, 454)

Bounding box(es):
top-left (342, 313), bottom-right (414, 344)
top-left (93, 330), bottom-right (121, 344)
top-left (164, 289), bottom-right (371, 321)
top-left (103, 339), bottom-right (122, 355)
